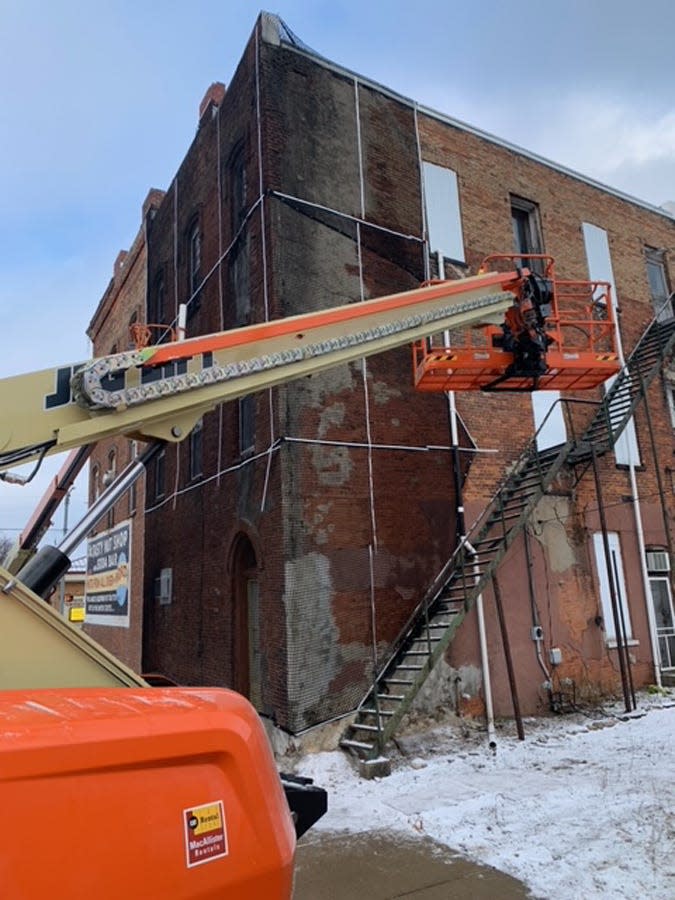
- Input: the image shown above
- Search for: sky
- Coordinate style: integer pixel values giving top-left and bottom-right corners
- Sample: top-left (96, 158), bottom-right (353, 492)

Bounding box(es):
top-left (296, 692), bottom-right (675, 898)
top-left (1, 0), bottom-right (675, 547)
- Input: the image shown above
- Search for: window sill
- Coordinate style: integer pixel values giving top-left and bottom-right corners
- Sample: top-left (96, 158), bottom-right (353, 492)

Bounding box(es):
top-left (605, 639), bottom-right (638, 649)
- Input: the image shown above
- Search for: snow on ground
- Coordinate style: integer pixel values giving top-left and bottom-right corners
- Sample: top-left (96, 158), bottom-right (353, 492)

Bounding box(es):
top-left (294, 691), bottom-right (675, 899)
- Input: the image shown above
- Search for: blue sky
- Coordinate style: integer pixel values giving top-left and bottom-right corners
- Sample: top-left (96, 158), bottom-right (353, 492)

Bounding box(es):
top-left (1, 0), bottom-right (674, 545)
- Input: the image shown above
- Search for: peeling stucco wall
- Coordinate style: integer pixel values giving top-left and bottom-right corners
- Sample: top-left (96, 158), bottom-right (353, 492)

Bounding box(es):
top-left (284, 552), bottom-right (340, 726)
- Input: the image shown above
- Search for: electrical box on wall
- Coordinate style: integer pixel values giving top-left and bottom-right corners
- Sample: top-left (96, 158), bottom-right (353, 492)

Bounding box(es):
top-left (154, 568), bottom-right (173, 605)
top-left (549, 647), bottom-right (563, 666)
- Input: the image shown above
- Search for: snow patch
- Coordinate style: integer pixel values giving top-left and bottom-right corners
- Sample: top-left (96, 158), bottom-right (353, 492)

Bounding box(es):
top-left (296, 693), bottom-right (675, 899)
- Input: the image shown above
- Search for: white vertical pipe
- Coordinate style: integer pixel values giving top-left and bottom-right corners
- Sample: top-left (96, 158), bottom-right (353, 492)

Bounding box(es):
top-left (609, 270), bottom-right (661, 686)
top-left (628, 459), bottom-right (662, 686)
top-left (448, 428), bottom-right (495, 739)
top-left (476, 590), bottom-right (497, 748)
top-left (177, 304), bottom-right (187, 341)
top-left (583, 223), bottom-right (659, 684)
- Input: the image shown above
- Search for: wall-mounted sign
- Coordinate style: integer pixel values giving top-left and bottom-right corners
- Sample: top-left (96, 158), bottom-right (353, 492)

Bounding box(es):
top-left (85, 520), bottom-right (132, 627)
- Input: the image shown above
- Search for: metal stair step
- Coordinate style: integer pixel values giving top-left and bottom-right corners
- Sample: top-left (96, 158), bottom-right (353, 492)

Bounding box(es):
top-left (498, 491), bottom-right (536, 503)
top-left (501, 492), bottom-right (538, 506)
top-left (340, 739), bottom-right (375, 751)
top-left (515, 473), bottom-right (546, 485)
top-left (487, 513), bottom-right (525, 525)
top-left (472, 538), bottom-right (502, 549)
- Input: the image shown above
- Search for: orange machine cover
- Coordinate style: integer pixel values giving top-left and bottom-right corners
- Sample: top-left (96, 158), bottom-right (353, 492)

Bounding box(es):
top-left (0, 687), bottom-right (296, 899)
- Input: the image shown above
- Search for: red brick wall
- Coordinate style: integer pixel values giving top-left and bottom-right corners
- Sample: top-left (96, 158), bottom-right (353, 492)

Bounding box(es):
top-left (418, 113), bottom-right (675, 714)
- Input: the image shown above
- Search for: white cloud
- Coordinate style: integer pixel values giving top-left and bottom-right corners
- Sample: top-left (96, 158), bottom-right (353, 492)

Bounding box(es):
top-left (541, 95), bottom-right (675, 173)
top-left (414, 87), bottom-right (675, 209)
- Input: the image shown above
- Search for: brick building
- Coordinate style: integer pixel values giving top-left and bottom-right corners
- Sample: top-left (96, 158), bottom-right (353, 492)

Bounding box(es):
top-left (86, 188), bottom-right (164, 671)
top-left (86, 13), bottom-right (675, 739)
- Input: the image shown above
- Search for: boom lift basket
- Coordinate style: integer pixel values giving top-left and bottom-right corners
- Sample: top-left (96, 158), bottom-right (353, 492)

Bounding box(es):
top-left (413, 255), bottom-right (620, 392)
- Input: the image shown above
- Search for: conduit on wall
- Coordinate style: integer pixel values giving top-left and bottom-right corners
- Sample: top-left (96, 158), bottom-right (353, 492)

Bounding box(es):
top-left (416, 105), bottom-right (496, 744)
top-left (353, 78), bottom-right (381, 683)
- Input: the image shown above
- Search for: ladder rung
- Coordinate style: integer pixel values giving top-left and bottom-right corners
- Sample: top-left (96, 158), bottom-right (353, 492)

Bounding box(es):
top-left (351, 722), bottom-right (380, 732)
top-left (396, 664), bottom-right (423, 670)
top-left (361, 708), bottom-right (394, 717)
top-left (382, 679), bottom-right (414, 686)
top-left (378, 693), bottom-right (405, 700)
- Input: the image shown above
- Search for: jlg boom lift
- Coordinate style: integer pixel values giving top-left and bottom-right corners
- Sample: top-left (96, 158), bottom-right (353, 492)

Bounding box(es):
top-left (0, 258), bottom-right (617, 898)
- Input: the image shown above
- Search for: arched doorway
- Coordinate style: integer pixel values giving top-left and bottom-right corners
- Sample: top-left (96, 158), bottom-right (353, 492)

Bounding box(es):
top-left (231, 534), bottom-right (261, 709)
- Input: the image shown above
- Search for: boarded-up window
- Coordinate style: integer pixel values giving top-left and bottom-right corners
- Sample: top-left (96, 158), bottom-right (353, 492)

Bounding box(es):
top-left (422, 162), bottom-right (465, 265)
top-left (592, 531), bottom-right (633, 642)
top-left (645, 247), bottom-right (672, 322)
top-left (582, 223), bottom-right (640, 466)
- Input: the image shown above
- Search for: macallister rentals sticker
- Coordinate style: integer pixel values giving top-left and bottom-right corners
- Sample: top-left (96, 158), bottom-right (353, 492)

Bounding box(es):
top-left (184, 801), bottom-right (228, 868)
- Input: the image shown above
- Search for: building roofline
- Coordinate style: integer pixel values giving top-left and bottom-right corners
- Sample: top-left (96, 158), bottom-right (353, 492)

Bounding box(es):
top-left (262, 12), bottom-right (675, 225)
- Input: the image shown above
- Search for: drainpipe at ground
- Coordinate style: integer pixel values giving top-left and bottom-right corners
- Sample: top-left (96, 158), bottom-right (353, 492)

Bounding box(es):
top-left (446, 363), bottom-right (496, 749)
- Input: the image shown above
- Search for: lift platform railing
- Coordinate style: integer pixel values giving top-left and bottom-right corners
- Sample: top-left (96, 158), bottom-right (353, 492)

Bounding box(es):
top-left (412, 255), bottom-right (619, 393)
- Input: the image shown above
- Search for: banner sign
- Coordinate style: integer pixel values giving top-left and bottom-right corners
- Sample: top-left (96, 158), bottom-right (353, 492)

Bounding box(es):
top-left (85, 520), bottom-right (131, 627)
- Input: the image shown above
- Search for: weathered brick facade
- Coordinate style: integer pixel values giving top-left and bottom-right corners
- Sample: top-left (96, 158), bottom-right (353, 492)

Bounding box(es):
top-left (87, 13), bottom-right (675, 732)
top-left (86, 188), bottom-right (163, 671)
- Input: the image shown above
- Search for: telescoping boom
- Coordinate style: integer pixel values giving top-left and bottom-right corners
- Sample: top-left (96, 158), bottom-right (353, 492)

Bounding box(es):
top-left (0, 269), bottom-right (521, 473)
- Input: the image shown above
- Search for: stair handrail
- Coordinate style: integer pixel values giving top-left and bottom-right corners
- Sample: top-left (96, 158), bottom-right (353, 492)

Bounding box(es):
top-left (574, 298), bottom-right (675, 452)
top-left (354, 300), bottom-right (675, 728)
top-left (363, 397), bottom-right (574, 692)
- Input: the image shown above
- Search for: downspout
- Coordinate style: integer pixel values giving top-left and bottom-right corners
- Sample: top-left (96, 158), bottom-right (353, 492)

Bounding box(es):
top-left (449, 399), bottom-right (496, 750)
top-left (441, 253), bottom-right (496, 749)
top-left (611, 304), bottom-right (662, 688)
top-left (523, 528), bottom-right (551, 684)
top-left (626, 460), bottom-right (662, 687)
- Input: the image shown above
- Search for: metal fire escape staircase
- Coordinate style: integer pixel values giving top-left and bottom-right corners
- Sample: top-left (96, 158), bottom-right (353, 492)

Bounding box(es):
top-left (341, 312), bottom-right (675, 761)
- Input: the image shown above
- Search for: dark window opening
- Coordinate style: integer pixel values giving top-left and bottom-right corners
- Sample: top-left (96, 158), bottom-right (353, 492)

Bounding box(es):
top-left (186, 219), bottom-right (202, 321)
top-left (230, 144), bottom-right (247, 234)
top-left (231, 534), bottom-right (261, 708)
top-left (239, 396), bottom-right (255, 457)
top-left (189, 221), bottom-right (202, 296)
top-left (149, 275), bottom-right (167, 338)
top-left (189, 419), bottom-right (203, 480)
top-left (230, 243), bottom-right (251, 327)
top-left (106, 448), bottom-right (117, 529)
top-left (128, 440), bottom-right (138, 514)
top-left (511, 195), bottom-right (544, 273)
top-left (154, 449), bottom-right (166, 500)
top-left (645, 247), bottom-right (673, 322)
top-left (128, 310), bottom-right (138, 350)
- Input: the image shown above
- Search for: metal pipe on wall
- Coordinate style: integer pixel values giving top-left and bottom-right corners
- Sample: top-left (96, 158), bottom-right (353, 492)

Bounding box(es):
top-left (440, 252), bottom-right (496, 748)
top-left (590, 446), bottom-right (634, 712)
